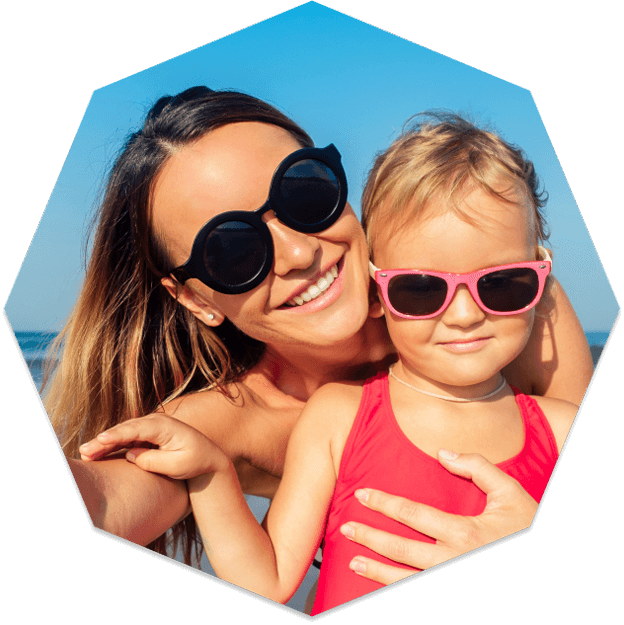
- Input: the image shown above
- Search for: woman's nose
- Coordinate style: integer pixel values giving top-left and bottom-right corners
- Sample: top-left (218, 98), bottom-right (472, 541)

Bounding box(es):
top-left (441, 285), bottom-right (486, 327)
top-left (265, 214), bottom-right (321, 276)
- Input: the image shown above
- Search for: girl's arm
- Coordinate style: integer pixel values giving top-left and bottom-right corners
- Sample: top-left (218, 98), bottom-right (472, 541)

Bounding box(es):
top-left (92, 384), bottom-right (354, 604)
top-left (189, 385), bottom-right (350, 602)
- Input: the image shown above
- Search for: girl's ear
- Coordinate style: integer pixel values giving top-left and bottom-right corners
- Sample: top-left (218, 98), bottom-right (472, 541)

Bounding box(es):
top-left (368, 286), bottom-right (385, 319)
top-left (369, 299), bottom-right (385, 319)
top-left (161, 277), bottom-right (224, 327)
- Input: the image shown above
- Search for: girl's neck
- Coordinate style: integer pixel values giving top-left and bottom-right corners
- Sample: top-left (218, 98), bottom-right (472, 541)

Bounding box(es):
top-left (392, 359), bottom-right (506, 404)
top-left (252, 315), bottom-right (396, 402)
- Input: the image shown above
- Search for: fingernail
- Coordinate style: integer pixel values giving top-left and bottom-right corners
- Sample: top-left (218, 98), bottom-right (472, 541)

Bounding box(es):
top-left (97, 431), bottom-right (111, 439)
top-left (350, 558), bottom-right (367, 574)
top-left (354, 489), bottom-right (369, 503)
top-left (439, 449), bottom-right (459, 460)
top-left (340, 523), bottom-right (355, 539)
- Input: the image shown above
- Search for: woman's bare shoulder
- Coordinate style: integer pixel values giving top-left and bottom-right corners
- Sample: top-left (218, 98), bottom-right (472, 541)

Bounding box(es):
top-left (157, 383), bottom-right (261, 455)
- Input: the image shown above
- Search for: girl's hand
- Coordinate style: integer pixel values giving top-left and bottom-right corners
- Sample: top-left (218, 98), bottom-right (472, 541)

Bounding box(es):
top-left (341, 451), bottom-right (538, 585)
top-left (79, 415), bottom-right (230, 480)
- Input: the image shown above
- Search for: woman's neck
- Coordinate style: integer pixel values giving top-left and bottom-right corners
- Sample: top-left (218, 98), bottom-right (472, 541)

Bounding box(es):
top-left (250, 315), bottom-right (396, 402)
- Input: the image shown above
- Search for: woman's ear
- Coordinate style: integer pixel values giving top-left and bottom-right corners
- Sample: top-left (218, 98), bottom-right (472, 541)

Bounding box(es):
top-left (161, 277), bottom-right (224, 327)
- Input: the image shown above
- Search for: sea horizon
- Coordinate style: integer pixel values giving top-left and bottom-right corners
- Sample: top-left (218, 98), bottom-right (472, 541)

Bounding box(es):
top-left (11, 329), bottom-right (613, 391)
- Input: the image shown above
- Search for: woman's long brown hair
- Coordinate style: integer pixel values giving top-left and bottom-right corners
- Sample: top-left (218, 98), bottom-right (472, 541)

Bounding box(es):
top-left (43, 86), bottom-right (313, 566)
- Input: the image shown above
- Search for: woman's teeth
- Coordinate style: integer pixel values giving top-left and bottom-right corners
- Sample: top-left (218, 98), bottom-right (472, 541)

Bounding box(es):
top-left (286, 264), bottom-right (339, 306)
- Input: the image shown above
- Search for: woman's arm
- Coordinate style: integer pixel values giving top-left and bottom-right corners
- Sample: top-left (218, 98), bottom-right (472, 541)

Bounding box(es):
top-left (503, 277), bottom-right (593, 405)
top-left (68, 456), bottom-right (190, 545)
top-left (74, 389), bottom-right (236, 545)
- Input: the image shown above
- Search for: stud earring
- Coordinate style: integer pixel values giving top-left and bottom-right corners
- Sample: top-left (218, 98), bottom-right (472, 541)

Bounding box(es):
top-left (207, 313), bottom-right (215, 321)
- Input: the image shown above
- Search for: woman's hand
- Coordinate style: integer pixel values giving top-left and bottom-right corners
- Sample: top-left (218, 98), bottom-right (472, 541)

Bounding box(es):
top-left (79, 414), bottom-right (230, 480)
top-left (341, 450), bottom-right (538, 585)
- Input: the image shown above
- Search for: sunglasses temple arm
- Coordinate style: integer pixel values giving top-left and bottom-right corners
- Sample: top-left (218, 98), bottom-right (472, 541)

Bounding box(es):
top-left (538, 245), bottom-right (552, 263)
top-left (171, 266), bottom-right (192, 284)
top-left (369, 261), bottom-right (380, 279)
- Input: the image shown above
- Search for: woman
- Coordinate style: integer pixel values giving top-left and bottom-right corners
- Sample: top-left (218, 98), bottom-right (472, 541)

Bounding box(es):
top-left (51, 86), bottom-right (593, 586)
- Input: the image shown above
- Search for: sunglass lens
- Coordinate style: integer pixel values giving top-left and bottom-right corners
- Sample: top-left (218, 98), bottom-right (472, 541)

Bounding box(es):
top-left (203, 221), bottom-right (268, 287)
top-left (478, 268), bottom-right (539, 312)
top-left (388, 274), bottom-right (448, 316)
top-left (280, 159), bottom-right (340, 226)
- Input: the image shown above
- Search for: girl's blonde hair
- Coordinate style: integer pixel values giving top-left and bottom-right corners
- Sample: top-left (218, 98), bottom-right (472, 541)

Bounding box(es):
top-left (43, 86), bottom-right (313, 566)
top-left (361, 112), bottom-right (549, 258)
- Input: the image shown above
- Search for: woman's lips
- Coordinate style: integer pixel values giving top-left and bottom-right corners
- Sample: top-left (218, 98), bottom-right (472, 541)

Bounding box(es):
top-left (285, 263), bottom-right (339, 306)
top-left (278, 257), bottom-right (345, 313)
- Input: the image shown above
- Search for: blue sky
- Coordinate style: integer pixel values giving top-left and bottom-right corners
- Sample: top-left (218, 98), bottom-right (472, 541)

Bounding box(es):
top-left (3, 2), bottom-right (619, 333)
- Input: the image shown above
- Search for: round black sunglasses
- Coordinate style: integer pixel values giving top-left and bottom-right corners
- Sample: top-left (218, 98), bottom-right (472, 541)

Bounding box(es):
top-left (171, 144), bottom-right (348, 294)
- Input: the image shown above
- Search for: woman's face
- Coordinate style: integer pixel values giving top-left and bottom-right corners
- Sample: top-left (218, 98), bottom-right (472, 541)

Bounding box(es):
top-left (151, 122), bottom-right (371, 350)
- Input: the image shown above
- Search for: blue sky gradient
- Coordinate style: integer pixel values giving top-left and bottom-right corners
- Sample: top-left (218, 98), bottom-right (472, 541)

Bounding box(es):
top-left (3, 2), bottom-right (618, 333)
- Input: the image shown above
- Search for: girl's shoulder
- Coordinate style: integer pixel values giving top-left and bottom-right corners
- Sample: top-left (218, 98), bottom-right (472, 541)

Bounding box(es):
top-left (528, 394), bottom-right (579, 453)
top-left (292, 381), bottom-right (367, 477)
top-left (306, 380), bottom-right (366, 412)
top-left (298, 381), bottom-right (366, 436)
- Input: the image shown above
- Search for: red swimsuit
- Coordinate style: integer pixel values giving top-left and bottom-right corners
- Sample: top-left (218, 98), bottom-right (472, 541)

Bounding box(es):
top-left (311, 372), bottom-right (559, 615)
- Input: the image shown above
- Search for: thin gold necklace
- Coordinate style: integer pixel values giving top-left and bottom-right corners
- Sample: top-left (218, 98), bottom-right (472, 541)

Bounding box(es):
top-left (388, 365), bottom-right (506, 403)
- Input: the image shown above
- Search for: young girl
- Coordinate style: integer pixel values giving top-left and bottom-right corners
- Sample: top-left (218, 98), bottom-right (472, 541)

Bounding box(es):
top-left (86, 113), bottom-right (577, 613)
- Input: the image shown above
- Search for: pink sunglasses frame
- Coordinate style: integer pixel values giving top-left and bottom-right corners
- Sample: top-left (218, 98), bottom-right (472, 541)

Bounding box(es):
top-left (369, 247), bottom-right (552, 320)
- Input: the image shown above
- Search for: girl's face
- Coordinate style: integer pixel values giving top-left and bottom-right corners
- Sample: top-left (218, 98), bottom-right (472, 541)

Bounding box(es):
top-left (151, 122), bottom-right (370, 350)
top-left (373, 185), bottom-right (537, 395)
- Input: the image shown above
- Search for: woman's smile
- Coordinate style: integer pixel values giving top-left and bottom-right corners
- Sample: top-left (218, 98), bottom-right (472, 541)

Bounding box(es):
top-left (279, 256), bottom-right (343, 311)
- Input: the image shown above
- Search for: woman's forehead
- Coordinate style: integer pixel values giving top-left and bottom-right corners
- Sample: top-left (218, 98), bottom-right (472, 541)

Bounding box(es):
top-left (150, 122), bottom-right (302, 260)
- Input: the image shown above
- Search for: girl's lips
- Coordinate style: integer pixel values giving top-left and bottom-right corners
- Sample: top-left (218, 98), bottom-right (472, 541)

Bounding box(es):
top-left (439, 337), bottom-right (491, 353)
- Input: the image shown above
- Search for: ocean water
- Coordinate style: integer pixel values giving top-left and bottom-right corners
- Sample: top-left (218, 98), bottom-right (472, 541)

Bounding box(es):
top-left (14, 330), bottom-right (59, 389)
top-left (585, 331), bottom-right (610, 346)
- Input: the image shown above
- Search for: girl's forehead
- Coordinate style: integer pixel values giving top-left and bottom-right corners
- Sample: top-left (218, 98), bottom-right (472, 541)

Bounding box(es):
top-left (373, 187), bottom-right (535, 270)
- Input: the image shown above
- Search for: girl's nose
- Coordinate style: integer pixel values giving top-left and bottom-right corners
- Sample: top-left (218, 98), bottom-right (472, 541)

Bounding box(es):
top-left (265, 213), bottom-right (321, 276)
top-left (441, 285), bottom-right (486, 327)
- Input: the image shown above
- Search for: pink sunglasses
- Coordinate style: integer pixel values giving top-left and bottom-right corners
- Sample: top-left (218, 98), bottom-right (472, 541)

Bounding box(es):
top-left (369, 247), bottom-right (552, 319)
